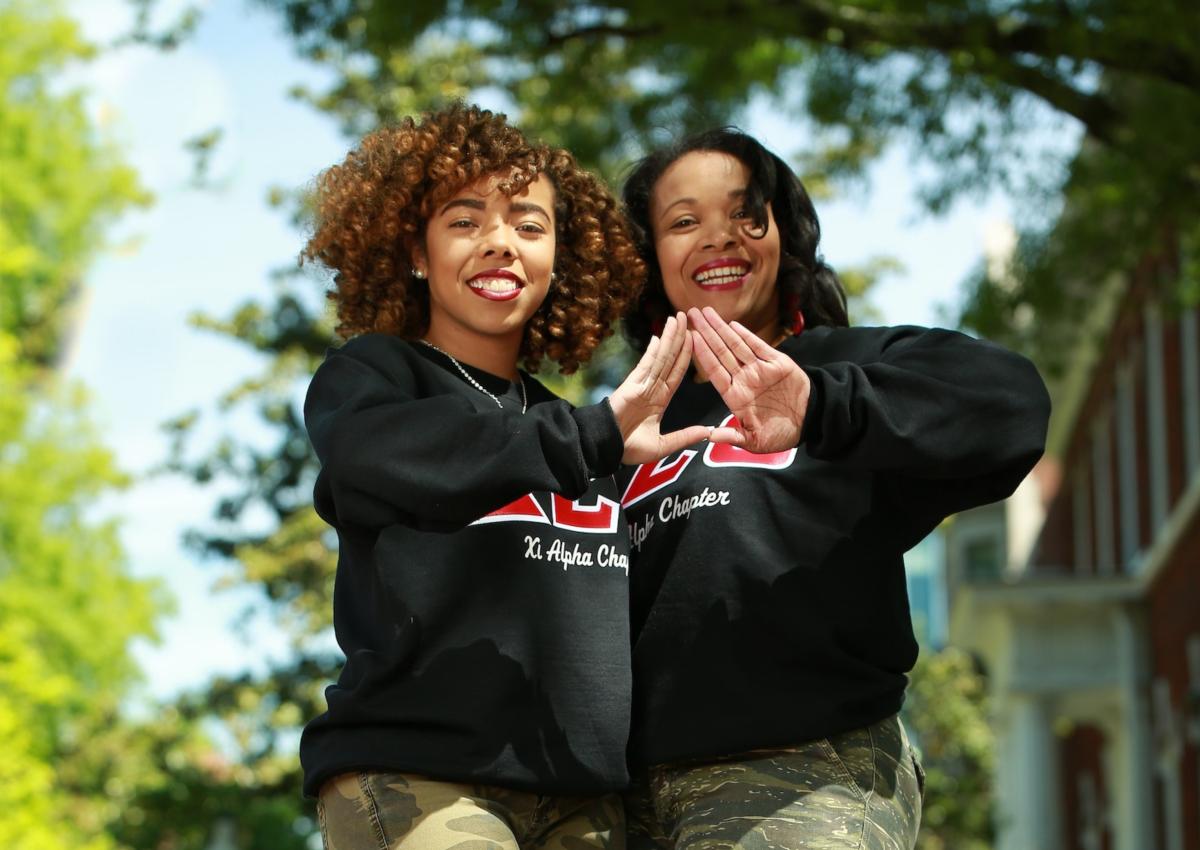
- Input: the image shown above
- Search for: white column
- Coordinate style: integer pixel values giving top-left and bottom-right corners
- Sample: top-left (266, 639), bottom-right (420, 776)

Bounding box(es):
top-left (1077, 772), bottom-right (1102, 850)
top-left (1110, 607), bottom-right (1156, 850)
top-left (1187, 636), bottom-right (1200, 843)
top-left (993, 703), bottom-right (1021, 850)
top-left (1152, 678), bottom-right (1185, 850)
top-left (1143, 303), bottom-right (1169, 532)
top-left (1001, 694), bottom-right (1063, 850)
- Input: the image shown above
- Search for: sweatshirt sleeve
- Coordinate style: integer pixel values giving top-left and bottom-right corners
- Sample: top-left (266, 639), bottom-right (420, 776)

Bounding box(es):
top-left (797, 326), bottom-right (1051, 539)
top-left (304, 335), bottom-right (623, 532)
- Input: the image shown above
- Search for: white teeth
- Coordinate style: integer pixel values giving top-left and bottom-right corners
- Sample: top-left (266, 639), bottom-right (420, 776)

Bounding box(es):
top-left (469, 277), bottom-right (520, 292)
top-left (694, 266), bottom-right (749, 285)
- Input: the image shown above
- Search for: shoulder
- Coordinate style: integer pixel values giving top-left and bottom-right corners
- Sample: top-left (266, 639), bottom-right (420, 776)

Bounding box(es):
top-left (324, 333), bottom-right (434, 375)
top-left (780, 324), bottom-right (942, 363)
top-left (330, 332), bottom-right (417, 364)
top-left (312, 333), bottom-right (435, 395)
top-left (781, 325), bottom-right (1042, 391)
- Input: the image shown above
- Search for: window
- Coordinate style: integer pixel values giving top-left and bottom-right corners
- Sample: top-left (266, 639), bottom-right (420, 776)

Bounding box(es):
top-left (962, 534), bottom-right (1002, 582)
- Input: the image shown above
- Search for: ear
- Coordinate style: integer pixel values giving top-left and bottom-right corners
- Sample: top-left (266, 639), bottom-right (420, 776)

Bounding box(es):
top-left (411, 244), bottom-right (428, 279)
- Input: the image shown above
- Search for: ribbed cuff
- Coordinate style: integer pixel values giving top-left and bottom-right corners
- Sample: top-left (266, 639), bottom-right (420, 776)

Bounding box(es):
top-left (574, 398), bottom-right (623, 478)
top-left (798, 367), bottom-right (823, 447)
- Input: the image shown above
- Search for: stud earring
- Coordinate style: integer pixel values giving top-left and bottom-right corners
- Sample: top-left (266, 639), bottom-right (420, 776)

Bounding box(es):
top-left (412, 267), bottom-right (425, 280)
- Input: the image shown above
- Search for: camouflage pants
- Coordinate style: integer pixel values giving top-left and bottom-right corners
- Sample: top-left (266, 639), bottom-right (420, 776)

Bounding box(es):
top-left (317, 771), bottom-right (625, 850)
top-left (625, 715), bottom-right (924, 850)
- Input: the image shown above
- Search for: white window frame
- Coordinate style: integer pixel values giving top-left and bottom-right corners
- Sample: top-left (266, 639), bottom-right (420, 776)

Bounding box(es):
top-left (1182, 305), bottom-right (1200, 480)
top-left (1143, 303), bottom-right (1169, 532)
top-left (1115, 361), bottom-right (1140, 571)
top-left (1091, 409), bottom-right (1116, 574)
top-left (1072, 459), bottom-right (1092, 574)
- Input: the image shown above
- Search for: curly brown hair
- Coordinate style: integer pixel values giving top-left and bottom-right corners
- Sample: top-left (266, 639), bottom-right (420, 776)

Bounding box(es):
top-left (302, 102), bottom-right (645, 374)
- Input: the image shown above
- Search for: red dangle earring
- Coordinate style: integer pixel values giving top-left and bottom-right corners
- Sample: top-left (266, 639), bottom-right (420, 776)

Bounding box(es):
top-left (792, 306), bottom-right (806, 336)
top-left (784, 293), bottom-right (806, 336)
top-left (649, 309), bottom-right (667, 336)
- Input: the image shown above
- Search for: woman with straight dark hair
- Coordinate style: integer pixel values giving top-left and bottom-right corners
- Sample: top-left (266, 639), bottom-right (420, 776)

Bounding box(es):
top-left (616, 128), bottom-right (1051, 850)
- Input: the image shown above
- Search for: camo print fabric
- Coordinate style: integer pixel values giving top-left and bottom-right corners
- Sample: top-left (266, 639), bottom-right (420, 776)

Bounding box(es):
top-left (317, 771), bottom-right (625, 850)
top-left (625, 715), bottom-right (924, 850)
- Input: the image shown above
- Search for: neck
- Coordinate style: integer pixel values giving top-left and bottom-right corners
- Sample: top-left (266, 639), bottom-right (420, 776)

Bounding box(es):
top-left (748, 315), bottom-right (784, 348)
top-left (422, 324), bottom-right (523, 380)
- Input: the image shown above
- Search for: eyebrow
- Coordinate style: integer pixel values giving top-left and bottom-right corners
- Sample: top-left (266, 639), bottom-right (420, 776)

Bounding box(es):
top-left (439, 198), bottom-right (486, 215)
top-left (438, 197), bottom-right (552, 221)
top-left (510, 201), bottom-right (551, 221)
top-left (658, 188), bottom-right (748, 218)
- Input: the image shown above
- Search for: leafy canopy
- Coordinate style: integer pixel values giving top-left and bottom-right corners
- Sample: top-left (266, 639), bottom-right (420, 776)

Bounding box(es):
top-left (0, 3), bottom-right (168, 847)
top-left (255, 0), bottom-right (1200, 370)
top-left (0, 0), bottom-right (150, 369)
top-left (0, 329), bottom-right (164, 848)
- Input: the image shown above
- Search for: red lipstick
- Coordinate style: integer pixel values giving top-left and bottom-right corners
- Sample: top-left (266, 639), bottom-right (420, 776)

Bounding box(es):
top-left (467, 269), bottom-right (525, 301)
top-left (691, 258), bottom-right (751, 291)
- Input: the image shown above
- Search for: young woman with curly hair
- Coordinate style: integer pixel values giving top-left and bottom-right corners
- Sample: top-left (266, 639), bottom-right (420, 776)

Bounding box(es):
top-left (615, 128), bottom-right (1051, 850)
top-left (299, 103), bottom-right (710, 850)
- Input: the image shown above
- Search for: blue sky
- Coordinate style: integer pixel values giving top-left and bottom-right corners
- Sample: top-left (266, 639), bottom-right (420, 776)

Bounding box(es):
top-left (62, 0), bottom-right (1050, 699)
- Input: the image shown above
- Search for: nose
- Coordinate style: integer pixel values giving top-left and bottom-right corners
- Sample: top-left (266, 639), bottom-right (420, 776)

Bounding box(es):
top-left (479, 222), bottom-right (516, 258)
top-left (700, 221), bottom-right (738, 251)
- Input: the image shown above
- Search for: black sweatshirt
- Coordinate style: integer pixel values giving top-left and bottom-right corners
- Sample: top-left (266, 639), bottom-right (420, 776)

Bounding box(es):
top-left (616, 325), bottom-right (1050, 768)
top-left (299, 334), bottom-right (633, 797)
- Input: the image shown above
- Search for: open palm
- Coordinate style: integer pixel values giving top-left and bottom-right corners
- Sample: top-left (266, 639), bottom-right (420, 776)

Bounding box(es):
top-left (688, 306), bottom-right (810, 454)
top-left (610, 312), bottom-right (714, 464)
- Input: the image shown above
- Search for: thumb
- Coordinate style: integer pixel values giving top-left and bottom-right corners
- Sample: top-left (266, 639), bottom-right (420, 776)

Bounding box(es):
top-left (655, 425), bottom-right (714, 457)
top-left (706, 426), bottom-right (748, 447)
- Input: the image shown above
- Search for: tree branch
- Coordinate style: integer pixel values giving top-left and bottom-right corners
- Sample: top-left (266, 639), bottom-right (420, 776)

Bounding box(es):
top-left (985, 61), bottom-right (1120, 145)
top-left (789, 0), bottom-right (1200, 91)
top-left (542, 21), bottom-right (663, 49)
top-left (539, 1), bottom-right (1132, 145)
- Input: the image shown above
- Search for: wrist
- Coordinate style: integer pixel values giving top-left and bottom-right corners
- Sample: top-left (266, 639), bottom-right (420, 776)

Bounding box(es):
top-left (796, 367), bottom-right (817, 445)
top-left (606, 390), bottom-right (636, 441)
top-left (575, 398), bottom-right (623, 477)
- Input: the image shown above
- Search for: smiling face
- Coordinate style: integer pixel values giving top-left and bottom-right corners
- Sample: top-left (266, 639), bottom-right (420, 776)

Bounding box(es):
top-left (650, 150), bottom-right (782, 341)
top-left (414, 172), bottom-right (556, 357)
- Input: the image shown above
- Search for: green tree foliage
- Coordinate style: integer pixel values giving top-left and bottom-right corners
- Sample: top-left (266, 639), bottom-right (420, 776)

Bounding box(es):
top-left (903, 648), bottom-right (996, 850)
top-left (261, 0), bottom-right (1197, 183)
top-left (255, 0), bottom-right (1199, 369)
top-left (0, 0), bottom-right (150, 369)
top-left (0, 3), bottom-right (175, 847)
top-left (0, 332), bottom-right (164, 849)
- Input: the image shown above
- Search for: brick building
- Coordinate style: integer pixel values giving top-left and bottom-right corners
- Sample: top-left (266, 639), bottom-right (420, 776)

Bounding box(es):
top-left (948, 256), bottom-right (1200, 850)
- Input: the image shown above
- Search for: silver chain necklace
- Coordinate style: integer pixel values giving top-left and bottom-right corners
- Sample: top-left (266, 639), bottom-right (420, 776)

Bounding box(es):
top-left (418, 339), bottom-right (527, 413)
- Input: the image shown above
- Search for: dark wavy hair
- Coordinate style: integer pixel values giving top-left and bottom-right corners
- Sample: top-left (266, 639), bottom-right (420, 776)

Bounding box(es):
top-left (302, 102), bottom-right (644, 374)
top-left (622, 127), bottom-right (848, 351)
